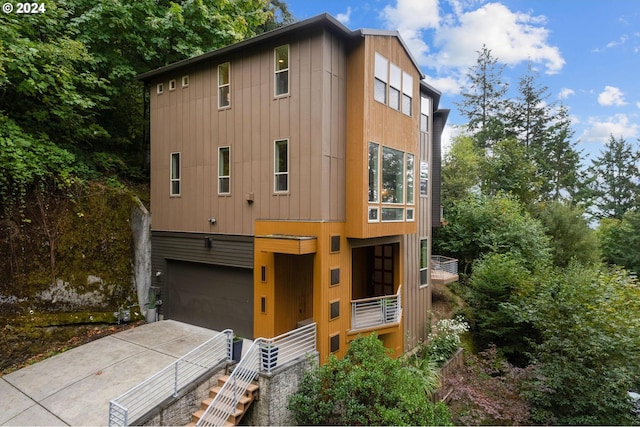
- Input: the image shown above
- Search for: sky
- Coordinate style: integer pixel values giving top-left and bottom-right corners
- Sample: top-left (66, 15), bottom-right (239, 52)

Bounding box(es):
top-left (283, 0), bottom-right (640, 165)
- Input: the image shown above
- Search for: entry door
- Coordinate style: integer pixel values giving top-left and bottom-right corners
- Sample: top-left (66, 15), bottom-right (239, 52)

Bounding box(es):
top-left (372, 244), bottom-right (394, 296)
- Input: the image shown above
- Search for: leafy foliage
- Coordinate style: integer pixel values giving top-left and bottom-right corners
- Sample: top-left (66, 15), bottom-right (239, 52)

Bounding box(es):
top-left (517, 265), bottom-right (640, 425)
top-left (423, 317), bottom-right (469, 366)
top-left (434, 194), bottom-right (551, 274)
top-left (598, 209), bottom-right (640, 275)
top-left (441, 134), bottom-right (483, 206)
top-left (288, 334), bottom-right (452, 426)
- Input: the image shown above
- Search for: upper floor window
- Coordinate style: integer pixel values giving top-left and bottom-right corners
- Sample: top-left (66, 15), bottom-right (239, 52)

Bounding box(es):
top-left (218, 146), bottom-right (230, 194)
top-left (420, 161), bottom-right (429, 197)
top-left (218, 62), bottom-right (230, 108)
top-left (157, 83), bottom-right (164, 95)
top-left (274, 45), bottom-right (289, 96)
top-left (170, 152), bottom-right (181, 196)
top-left (389, 63), bottom-right (401, 110)
top-left (374, 52), bottom-right (388, 104)
top-left (420, 96), bottom-right (430, 132)
top-left (368, 142), bottom-right (379, 202)
top-left (382, 146), bottom-right (404, 204)
top-left (406, 153), bottom-right (415, 204)
top-left (402, 72), bottom-right (413, 116)
top-left (274, 139), bottom-right (289, 192)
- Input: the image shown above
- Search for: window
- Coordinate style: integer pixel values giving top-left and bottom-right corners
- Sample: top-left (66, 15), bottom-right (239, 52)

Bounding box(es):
top-left (406, 208), bottom-right (414, 221)
top-left (382, 146), bottom-right (404, 203)
top-left (406, 153), bottom-right (415, 204)
top-left (218, 146), bottom-right (230, 194)
top-left (420, 161), bottom-right (429, 197)
top-left (382, 207), bottom-right (404, 221)
top-left (420, 239), bottom-right (428, 286)
top-left (402, 72), bottom-right (413, 115)
top-left (374, 52), bottom-right (388, 104)
top-left (389, 63), bottom-right (401, 110)
top-left (218, 62), bottom-right (230, 108)
top-left (368, 207), bottom-right (379, 222)
top-left (330, 301), bottom-right (340, 320)
top-left (274, 45), bottom-right (289, 96)
top-left (420, 96), bottom-right (430, 132)
top-left (274, 139), bottom-right (288, 192)
top-left (170, 152), bottom-right (180, 196)
top-left (368, 142), bottom-right (379, 202)
top-left (157, 83), bottom-right (164, 94)
top-left (169, 79), bottom-right (176, 91)
top-left (182, 75), bottom-right (190, 88)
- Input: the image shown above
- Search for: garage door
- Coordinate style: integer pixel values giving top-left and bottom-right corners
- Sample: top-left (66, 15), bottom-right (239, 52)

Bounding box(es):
top-left (166, 260), bottom-right (253, 337)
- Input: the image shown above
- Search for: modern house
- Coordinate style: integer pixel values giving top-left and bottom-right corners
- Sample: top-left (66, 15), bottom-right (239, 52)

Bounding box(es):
top-left (137, 13), bottom-right (456, 363)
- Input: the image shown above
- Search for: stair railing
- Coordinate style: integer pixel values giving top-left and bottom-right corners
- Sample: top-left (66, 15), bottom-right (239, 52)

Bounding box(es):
top-left (196, 322), bottom-right (317, 426)
top-left (108, 329), bottom-right (232, 426)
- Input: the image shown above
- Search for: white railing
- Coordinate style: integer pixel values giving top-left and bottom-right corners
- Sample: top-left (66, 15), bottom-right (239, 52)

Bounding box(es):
top-left (431, 255), bottom-right (458, 277)
top-left (108, 329), bottom-right (232, 426)
top-left (351, 285), bottom-right (402, 330)
top-left (196, 322), bottom-right (317, 427)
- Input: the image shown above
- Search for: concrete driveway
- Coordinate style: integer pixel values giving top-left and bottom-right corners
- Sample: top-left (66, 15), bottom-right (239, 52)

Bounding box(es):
top-left (0, 320), bottom-right (219, 426)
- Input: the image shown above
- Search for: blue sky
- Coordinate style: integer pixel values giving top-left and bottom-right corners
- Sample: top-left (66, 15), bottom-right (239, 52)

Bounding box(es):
top-left (284, 0), bottom-right (640, 164)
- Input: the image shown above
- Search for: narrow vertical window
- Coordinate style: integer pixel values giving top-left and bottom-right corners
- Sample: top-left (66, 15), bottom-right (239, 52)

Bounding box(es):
top-left (274, 45), bottom-right (289, 96)
top-left (169, 79), bottom-right (176, 91)
top-left (420, 96), bottom-right (430, 132)
top-left (182, 75), bottom-right (190, 88)
top-left (374, 52), bottom-right (388, 104)
top-left (389, 63), bottom-right (401, 110)
top-left (402, 72), bottom-right (413, 116)
top-left (406, 153), bottom-right (415, 205)
top-left (274, 139), bottom-right (288, 192)
top-left (218, 62), bottom-right (230, 108)
top-left (420, 161), bottom-right (429, 197)
top-left (157, 83), bottom-right (164, 94)
top-left (420, 239), bottom-right (428, 286)
top-left (218, 146), bottom-right (230, 194)
top-left (368, 142), bottom-right (379, 202)
top-left (170, 152), bottom-right (180, 196)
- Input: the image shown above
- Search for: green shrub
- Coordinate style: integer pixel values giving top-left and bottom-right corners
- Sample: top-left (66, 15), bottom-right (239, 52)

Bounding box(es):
top-left (288, 334), bottom-right (452, 426)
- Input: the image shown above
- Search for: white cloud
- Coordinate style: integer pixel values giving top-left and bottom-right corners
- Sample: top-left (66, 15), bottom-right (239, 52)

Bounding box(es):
top-left (336, 7), bottom-right (351, 25)
top-left (423, 74), bottom-right (465, 96)
top-left (558, 88), bottom-right (575, 100)
top-left (580, 114), bottom-right (638, 143)
top-left (430, 2), bottom-right (564, 74)
top-left (380, 0), bottom-right (439, 64)
top-left (598, 86), bottom-right (627, 107)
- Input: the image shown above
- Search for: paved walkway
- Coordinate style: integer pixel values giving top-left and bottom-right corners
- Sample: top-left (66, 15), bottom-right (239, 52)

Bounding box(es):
top-left (0, 320), bottom-right (219, 426)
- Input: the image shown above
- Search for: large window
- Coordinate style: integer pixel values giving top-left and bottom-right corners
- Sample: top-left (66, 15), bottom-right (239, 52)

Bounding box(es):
top-left (406, 153), bottom-right (415, 205)
top-left (170, 152), bottom-right (180, 196)
top-left (274, 139), bottom-right (288, 192)
top-left (218, 147), bottom-right (230, 194)
top-left (374, 52), bottom-right (388, 104)
top-left (382, 147), bottom-right (404, 203)
top-left (218, 62), bottom-right (230, 108)
top-left (420, 239), bottom-right (428, 286)
top-left (274, 45), bottom-right (289, 96)
top-left (389, 63), bottom-right (401, 110)
top-left (368, 142), bottom-right (379, 202)
top-left (402, 71), bottom-right (413, 116)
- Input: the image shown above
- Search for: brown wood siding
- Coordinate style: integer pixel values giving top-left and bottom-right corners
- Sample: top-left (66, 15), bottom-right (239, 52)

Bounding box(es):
top-left (149, 29), bottom-right (347, 235)
top-left (345, 35), bottom-right (421, 238)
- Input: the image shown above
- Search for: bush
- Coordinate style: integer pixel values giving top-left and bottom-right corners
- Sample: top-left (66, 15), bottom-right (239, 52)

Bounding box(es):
top-left (288, 334), bottom-right (452, 426)
top-left (424, 317), bottom-right (469, 366)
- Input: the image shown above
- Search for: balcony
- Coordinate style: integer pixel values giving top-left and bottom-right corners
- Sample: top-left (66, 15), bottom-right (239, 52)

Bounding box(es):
top-left (431, 255), bottom-right (459, 285)
top-left (350, 285), bottom-right (402, 332)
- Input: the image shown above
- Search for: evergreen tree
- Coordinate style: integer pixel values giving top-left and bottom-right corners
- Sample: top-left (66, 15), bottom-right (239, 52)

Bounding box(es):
top-left (585, 135), bottom-right (640, 219)
top-left (456, 45), bottom-right (509, 150)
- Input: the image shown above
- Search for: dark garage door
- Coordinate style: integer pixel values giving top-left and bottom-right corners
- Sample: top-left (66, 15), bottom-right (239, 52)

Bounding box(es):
top-left (166, 260), bottom-right (253, 338)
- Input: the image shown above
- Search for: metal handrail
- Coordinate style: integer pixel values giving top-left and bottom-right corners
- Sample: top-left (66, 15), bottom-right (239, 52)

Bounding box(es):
top-left (108, 329), bottom-right (232, 426)
top-left (351, 285), bottom-right (402, 330)
top-left (431, 255), bottom-right (458, 275)
top-left (196, 322), bottom-right (317, 427)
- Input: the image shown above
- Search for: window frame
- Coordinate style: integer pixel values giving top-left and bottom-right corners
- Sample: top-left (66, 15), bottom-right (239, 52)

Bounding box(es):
top-left (374, 52), bottom-right (388, 104)
top-left (274, 139), bottom-right (289, 193)
top-left (274, 45), bottom-right (289, 97)
top-left (406, 153), bottom-right (415, 205)
top-left (389, 63), bottom-right (401, 111)
top-left (401, 71), bottom-right (413, 116)
top-left (218, 146), bottom-right (230, 195)
top-left (218, 62), bottom-right (231, 109)
top-left (169, 79), bottom-right (176, 91)
top-left (156, 83), bottom-right (164, 95)
top-left (420, 238), bottom-right (429, 287)
top-left (420, 96), bottom-right (431, 132)
top-left (182, 75), bottom-right (190, 88)
top-left (381, 146), bottom-right (405, 204)
top-left (170, 152), bottom-right (181, 196)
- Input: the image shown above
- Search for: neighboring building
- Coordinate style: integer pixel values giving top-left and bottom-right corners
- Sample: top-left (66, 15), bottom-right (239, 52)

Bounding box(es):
top-left (138, 13), bottom-right (453, 362)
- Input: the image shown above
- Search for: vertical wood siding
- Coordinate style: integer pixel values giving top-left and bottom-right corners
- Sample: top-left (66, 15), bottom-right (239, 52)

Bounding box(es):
top-left (149, 29), bottom-right (347, 235)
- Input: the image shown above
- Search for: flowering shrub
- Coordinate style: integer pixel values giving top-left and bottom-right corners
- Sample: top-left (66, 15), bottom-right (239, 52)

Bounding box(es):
top-left (425, 317), bottom-right (469, 366)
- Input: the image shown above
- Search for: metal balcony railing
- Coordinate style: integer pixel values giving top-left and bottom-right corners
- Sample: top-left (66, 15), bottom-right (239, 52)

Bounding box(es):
top-left (431, 255), bottom-right (459, 280)
top-left (350, 285), bottom-right (402, 330)
top-left (196, 322), bottom-right (317, 426)
top-left (108, 329), bottom-right (231, 426)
